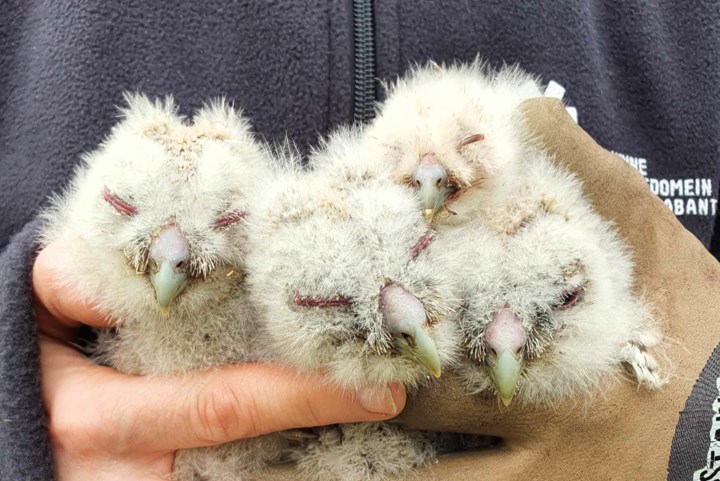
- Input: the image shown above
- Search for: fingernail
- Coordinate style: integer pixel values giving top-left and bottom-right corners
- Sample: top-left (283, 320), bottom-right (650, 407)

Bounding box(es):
top-left (358, 385), bottom-right (397, 416)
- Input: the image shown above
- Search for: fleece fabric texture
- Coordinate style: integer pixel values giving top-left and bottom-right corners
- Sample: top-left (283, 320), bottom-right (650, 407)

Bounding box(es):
top-left (374, 0), bottom-right (720, 251)
top-left (0, 0), bottom-right (355, 250)
top-left (0, 219), bottom-right (53, 481)
top-left (0, 1), bottom-right (718, 480)
top-left (669, 344), bottom-right (720, 481)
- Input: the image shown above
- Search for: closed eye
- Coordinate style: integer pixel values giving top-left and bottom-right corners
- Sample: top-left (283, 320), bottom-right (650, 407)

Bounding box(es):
top-left (102, 186), bottom-right (137, 216)
top-left (214, 210), bottom-right (248, 229)
top-left (457, 133), bottom-right (485, 150)
top-left (293, 291), bottom-right (352, 308)
top-left (410, 231), bottom-right (434, 259)
top-left (551, 287), bottom-right (585, 311)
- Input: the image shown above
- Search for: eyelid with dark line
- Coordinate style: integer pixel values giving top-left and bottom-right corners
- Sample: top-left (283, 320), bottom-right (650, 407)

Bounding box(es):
top-left (102, 186), bottom-right (138, 216)
top-left (214, 210), bottom-right (248, 229)
top-left (410, 231), bottom-right (434, 259)
top-left (551, 286), bottom-right (586, 311)
top-left (293, 291), bottom-right (352, 308)
top-left (457, 133), bottom-right (485, 150)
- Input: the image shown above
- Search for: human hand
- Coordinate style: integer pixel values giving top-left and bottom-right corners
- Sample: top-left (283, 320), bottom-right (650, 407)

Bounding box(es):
top-left (33, 239), bottom-right (406, 481)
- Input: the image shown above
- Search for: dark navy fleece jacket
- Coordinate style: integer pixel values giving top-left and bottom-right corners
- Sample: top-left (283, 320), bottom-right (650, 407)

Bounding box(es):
top-left (1, 1), bottom-right (718, 479)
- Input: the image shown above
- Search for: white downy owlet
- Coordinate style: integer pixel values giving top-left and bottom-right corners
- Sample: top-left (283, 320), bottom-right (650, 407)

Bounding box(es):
top-left (429, 149), bottom-right (666, 408)
top-left (39, 94), bottom-right (287, 480)
top-left (245, 127), bottom-right (465, 481)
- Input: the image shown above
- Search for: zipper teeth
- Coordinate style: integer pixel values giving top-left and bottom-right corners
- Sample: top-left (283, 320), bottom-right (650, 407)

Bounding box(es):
top-left (352, 0), bottom-right (376, 124)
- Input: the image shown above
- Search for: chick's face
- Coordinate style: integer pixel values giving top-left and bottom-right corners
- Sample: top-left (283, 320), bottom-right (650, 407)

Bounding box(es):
top-left (456, 195), bottom-right (643, 407)
top-left (248, 178), bottom-right (459, 388)
top-left (56, 98), bottom-right (266, 320)
top-left (370, 65), bottom-right (536, 223)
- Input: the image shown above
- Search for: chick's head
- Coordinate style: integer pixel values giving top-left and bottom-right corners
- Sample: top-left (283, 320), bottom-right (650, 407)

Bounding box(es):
top-left (369, 61), bottom-right (543, 224)
top-left (247, 172), bottom-right (460, 389)
top-left (41, 94), bottom-right (269, 323)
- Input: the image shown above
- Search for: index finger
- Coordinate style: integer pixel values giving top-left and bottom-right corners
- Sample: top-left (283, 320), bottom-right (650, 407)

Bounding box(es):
top-left (33, 238), bottom-right (114, 336)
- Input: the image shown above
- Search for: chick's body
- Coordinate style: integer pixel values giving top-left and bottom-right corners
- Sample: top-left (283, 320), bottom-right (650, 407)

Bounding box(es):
top-left (431, 150), bottom-right (665, 407)
top-left (245, 130), bottom-right (462, 480)
top-left (40, 94), bottom-right (286, 480)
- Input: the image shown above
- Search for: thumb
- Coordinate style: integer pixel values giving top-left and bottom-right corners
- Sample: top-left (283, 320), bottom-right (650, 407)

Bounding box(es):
top-left (124, 364), bottom-right (405, 450)
top-left (33, 239), bottom-right (115, 338)
top-left (40, 337), bottom-right (406, 454)
top-left (127, 364), bottom-right (407, 452)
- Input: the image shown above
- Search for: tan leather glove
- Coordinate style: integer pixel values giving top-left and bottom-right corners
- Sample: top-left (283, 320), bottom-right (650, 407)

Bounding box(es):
top-left (395, 98), bottom-right (720, 480)
top-left (266, 98), bottom-right (720, 480)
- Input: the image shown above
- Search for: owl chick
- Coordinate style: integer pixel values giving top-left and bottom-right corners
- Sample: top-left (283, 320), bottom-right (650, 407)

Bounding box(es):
top-left (367, 60), bottom-right (544, 225)
top-left (245, 129), bottom-right (462, 480)
top-left (248, 128), bottom-right (461, 388)
top-left (430, 150), bottom-right (665, 408)
top-left (39, 94), bottom-right (286, 480)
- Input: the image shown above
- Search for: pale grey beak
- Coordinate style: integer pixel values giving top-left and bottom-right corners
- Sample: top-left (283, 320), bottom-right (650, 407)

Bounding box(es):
top-left (394, 324), bottom-right (442, 378)
top-left (484, 307), bottom-right (527, 406)
top-left (487, 349), bottom-right (524, 407)
top-left (411, 154), bottom-right (451, 224)
top-left (148, 224), bottom-right (190, 314)
top-left (380, 284), bottom-right (442, 378)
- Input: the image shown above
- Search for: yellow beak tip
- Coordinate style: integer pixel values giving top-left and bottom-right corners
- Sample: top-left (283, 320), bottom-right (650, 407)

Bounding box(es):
top-left (159, 306), bottom-right (170, 317)
top-left (423, 208), bottom-right (435, 223)
top-left (500, 396), bottom-right (513, 407)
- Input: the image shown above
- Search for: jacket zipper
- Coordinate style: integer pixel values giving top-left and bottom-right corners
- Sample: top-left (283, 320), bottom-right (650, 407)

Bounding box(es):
top-left (352, 0), bottom-right (376, 124)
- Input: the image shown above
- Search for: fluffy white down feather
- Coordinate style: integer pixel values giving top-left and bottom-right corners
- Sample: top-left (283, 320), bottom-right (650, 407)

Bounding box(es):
top-left (38, 61), bottom-right (668, 481)
top-left (283, 60), bottom-right (665, 476)
top-left (294, 423), bottom-right (440, 481)
top-left (244, 128), bottom-right (465, 480)
top-left (430, 150), bottom-right (666, 408)
top-left (364, 60), bottom-right (544, 225)
top-left (39, 94), bottom-right (287, 480)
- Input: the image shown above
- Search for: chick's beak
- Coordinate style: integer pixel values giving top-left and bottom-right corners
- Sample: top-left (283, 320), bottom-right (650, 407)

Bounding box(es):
top-left (380, 284), bottom-right (442, 378)
top-left (488, 349), bottom-right (523, 407)
top-left (148, 224), bottom-right (190, 314)
top-left (411, 154), bottom-right (450, 224)
top-left (485, 308), bottom-right (526, 406)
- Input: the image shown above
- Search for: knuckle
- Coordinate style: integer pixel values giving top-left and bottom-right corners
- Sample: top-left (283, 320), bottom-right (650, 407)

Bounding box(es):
top-left (298, 393), bottom-right (324, 428)
top-left (192, 377), bottom-right (261, 443)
